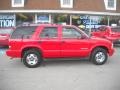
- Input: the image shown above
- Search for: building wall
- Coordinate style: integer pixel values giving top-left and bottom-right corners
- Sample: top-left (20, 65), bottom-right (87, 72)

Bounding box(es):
top-left (0, 0), bottom-right (11, 10)
top-left (0, 0), bottom-right (120, 13)
top-left (0, 0), bottom-right (120, 28)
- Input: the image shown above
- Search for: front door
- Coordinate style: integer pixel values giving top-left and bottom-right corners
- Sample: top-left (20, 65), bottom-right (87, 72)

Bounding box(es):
top-left (61, 26), bottom-right (90, 58)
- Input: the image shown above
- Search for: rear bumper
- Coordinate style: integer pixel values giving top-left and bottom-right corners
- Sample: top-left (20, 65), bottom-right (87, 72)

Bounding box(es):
top-left (6, 49), bottom-right (21, 58)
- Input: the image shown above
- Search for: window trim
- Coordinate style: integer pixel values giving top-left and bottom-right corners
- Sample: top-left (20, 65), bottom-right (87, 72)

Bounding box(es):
top-left (11, 0), bottom-right (24, 7)
top-left (104, 0), bottom-right (116, 10)
top-left (60, 0), bottom-right (73, 8)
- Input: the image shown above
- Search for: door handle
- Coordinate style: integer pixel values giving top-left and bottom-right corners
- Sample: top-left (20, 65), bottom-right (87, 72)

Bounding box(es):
top-left (62, 41), bottom-right (66, 43)
top-left (38, 41), bottom-right (42, 43)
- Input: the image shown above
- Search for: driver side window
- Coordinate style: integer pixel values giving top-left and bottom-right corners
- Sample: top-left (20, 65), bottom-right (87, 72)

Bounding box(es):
top-left (62, 27), bottom-right (81, 38)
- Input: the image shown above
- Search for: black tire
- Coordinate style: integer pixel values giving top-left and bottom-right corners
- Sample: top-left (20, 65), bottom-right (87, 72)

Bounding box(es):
top-left (23, 49), bottom-right (42, 68)
top-left (90, 48), bottom-right (108, 65)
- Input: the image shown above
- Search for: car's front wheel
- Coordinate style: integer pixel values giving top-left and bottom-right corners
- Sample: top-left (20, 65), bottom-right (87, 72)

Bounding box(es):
top-left (90, 48), bottom-right (108, 65)
top-left (23, 49), bottom-right (42, 68)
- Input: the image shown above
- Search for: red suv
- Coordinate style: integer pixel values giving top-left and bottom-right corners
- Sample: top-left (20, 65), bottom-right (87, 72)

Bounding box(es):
top-left (91, 26), bottom-right (120, 44)
top-left (6, 24), bottom-right (114, 68)
top-left (0, 28), bottom-right (14, 46)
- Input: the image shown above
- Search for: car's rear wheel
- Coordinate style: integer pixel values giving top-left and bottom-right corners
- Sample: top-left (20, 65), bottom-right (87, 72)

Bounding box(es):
top-left (90, 48), bottom-right (108, 65)
top-left (23, 49), bottom-right (42, 68)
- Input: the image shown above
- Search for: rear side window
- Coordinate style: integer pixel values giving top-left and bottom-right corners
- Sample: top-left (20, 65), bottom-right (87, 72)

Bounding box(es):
top-left (11, 26), bottom-right (37, 39)
top-left (40, 27), bottom-right (58, 38)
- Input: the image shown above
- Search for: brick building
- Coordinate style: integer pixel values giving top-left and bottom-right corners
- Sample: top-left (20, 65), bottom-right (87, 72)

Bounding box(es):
top-left (0, 0), bottom-right (120, 29)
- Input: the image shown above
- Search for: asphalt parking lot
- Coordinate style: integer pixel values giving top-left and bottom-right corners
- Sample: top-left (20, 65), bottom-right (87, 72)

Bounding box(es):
top-left (0, 47), bottom-right (120, 90)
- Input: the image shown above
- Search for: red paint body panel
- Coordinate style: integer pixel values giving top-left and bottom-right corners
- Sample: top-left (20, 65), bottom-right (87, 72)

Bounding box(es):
top-left (0, 28), bottom-right (14, 46)
top-left (0, 37), bottom-right (8, 46)
top-left (6, 49), bottom-right (21, 58)
top-left (38, 39), bottom-right (61, 58)
top-left (92, 26), bottom-right (120, 43)
top-left (60, 38), bottom-right (90, 57)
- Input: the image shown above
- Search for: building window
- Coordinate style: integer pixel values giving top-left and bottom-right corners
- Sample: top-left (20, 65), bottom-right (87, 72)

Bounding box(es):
top-left (35, 14), bottom-right (51, 24)
top-left (108, 0), bottom-right (114, 7)
top-left (60, 0), bottom-right (73, 8)
top-left (12, 0), bottom-right (24, 7)
top-left (104, 0), bottom-right (116, 10)
top-left (16, 13), bottom-right (34, 25)
top-left (53, 14), bottom-right (70, 25)
top-left (72, 15), bottom-right (108, 29)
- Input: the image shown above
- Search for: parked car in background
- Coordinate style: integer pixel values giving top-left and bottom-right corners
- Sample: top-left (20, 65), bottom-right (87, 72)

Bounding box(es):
top-left (6, 24), bottom-right (114, 68)
top-left (91, 26), bottom-right (120, 44)
top-left (0, 28), bottom-right (14, 47)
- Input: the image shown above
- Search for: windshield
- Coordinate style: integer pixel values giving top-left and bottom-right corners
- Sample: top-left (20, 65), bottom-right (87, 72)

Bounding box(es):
top-left (0, 28), bottom-right (13, 34)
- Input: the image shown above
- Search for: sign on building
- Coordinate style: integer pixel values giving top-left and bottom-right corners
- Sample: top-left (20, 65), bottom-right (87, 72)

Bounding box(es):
top-left (37, 14), bottom-right (50, 23)
top-left (80, 15), bottom-right (102, 29)
top-left (0, 14), bottom-right (16, 28)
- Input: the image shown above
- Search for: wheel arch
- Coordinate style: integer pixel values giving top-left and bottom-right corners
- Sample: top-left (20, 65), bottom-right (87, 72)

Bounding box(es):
top-left (90, 46), bottom-right (109, 65)
top-left (90, 46), bottom-right (109, 56)
top-left (21, 46), bottom-right (43, 58)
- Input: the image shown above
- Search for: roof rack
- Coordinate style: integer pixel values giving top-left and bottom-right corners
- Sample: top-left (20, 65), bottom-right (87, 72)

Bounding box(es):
top-left (16, 22), bottom-right (70, 27)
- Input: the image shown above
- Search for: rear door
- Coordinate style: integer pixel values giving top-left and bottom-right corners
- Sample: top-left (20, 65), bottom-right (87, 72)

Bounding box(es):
top-left (10, 26), bottom-right (37, 50)
top-left (39, 26), bottom-right (61, 58)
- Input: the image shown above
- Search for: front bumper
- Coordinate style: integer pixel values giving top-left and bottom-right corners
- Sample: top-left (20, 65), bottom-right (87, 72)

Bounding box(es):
top-left (108, 48), bottom-right (115, 56)
top-left (113, 39), bottom-right (120, 44)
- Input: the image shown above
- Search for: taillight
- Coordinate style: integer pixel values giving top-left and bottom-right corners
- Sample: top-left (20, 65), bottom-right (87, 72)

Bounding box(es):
top-left (9, 45), bottom-right (11, 49)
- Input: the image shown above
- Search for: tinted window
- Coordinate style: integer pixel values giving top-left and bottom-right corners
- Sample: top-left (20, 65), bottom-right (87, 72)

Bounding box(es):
top-left (11, 26), bottom-right (37, 39)
top-left (111, 27), bottom-right (120, 32)
top-left (98, 26), bottom-right (107, 32)
top-left (40, 27), bottom-right (58, 38)
top-left (62, 27), bottom-right (81, 38)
